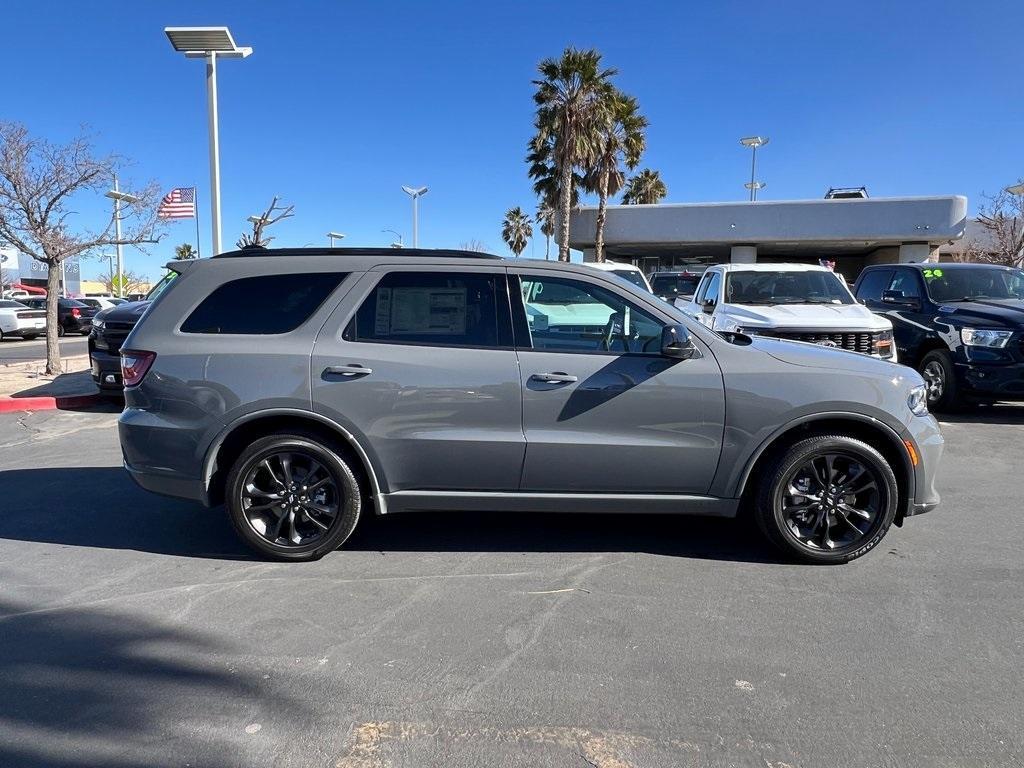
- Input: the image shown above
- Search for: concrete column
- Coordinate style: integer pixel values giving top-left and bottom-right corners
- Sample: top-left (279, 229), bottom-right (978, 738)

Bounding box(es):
top-left (730, 245), bottom-right (757, 264)
top-left (898, 243), bottom-right (930, 263)
top-left (582, 248), bottom-right (596, 263)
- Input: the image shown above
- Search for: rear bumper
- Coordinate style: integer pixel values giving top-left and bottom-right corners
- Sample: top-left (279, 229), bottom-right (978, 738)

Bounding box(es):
top-left (124, 460), bottom-right (208, 504)
top-left (3, 323), bottom-right (46, 337)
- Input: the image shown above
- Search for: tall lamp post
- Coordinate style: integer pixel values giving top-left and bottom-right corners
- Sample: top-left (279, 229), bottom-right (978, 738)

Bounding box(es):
top-left (382, 229), bottom-right (403, 248)
top-left (740, 136), bottom-right (769, 201)
top-left (401, 186), bottom-right (428, 247)
top-left (105, 177), bottom-right (140, 297)
top-left (1006, 182), bottom-right (1024, 266)
top-left (165, 27), bottom-right (253, 256)
top-left (327, 231), bottom-right (346, 247)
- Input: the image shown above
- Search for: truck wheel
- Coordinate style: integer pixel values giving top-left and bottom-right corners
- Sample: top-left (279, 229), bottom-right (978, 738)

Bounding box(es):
top-left (225, 432), bottom-right (362, 561)
top-left (918, 349), bottom-right (957, 411)
top-left (755, 435), bottom-right (898, 564)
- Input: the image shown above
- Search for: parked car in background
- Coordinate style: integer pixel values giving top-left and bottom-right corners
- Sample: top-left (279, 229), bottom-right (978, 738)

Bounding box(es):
top-left (0, 299), bottom-right (46, 340)
top-left (119, 247), bottom-right (940, 565)
top-left (2, 289), bottom-right (32, 300)
top-left (80, 296), bottom-right (127, 311)
top-left (680, 263), bottom-right (896, 360)
top-left (650, 270), bottom-right (704, 303)
top-left (89, 300), bottom-right (153, 392)
top-left (854, 262), bottom-right (1024, 410)
top-left (583, 261), bottom-right (653, 292)
top-left (21, 296), bottom-right (98, 335)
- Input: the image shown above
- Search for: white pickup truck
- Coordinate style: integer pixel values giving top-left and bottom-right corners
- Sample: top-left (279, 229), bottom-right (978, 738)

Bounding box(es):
top-left (677, 263), bottom-right (897, 360)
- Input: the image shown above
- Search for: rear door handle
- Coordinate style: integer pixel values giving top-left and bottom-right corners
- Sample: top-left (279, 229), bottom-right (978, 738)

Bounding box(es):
top-left (530, 372), bottom-right (578, 384)
top-left (324, 364), bottom-right (373, 377)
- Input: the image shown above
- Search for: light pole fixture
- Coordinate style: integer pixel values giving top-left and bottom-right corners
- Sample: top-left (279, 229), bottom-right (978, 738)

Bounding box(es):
top-left (165, 26), bottom-right (253, 256)
top-left (1006, 182), bottom-right (1024, 196)
top-left (327, 231), bottom-right (346, 247)
top-left (382, 229), bottom-right (404, 248)
top-left (401, 186), bottom-right (428, 247)
top-left (246, 215), bottom-right (268, 225)
top-left (740, 136), bottom-right (769, 201)
top-left (105, 176), bottom-right (140, 297)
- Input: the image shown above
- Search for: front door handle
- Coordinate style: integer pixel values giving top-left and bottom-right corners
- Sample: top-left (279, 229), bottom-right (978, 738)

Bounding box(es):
top-left (324, 364), bottom-right (373, 377)
top-left (530, 372), bottom-right (578, 384)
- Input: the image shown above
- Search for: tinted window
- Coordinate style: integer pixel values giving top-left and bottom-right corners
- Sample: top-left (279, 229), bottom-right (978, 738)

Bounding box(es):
top-left (346, 271), bottom-right (504, 348)
top-left (0, 300), bottom-right (27, 309)
top-left (181, 273), bottom-right (346, 334)
top-left (855, 269), bottom-right (894, 303)
top-left (609, 269), bottom-right (649, 291)
top-left (652, 273), bottom-right (702, 298)
top-left (517, 275), bottom-right (663, 354)
top-left (888, 270), bottom-right (921, 299)
top-left (59, 298), bottom-right (88, 308)
top-left (923, 266), bottom-right (1024, 302)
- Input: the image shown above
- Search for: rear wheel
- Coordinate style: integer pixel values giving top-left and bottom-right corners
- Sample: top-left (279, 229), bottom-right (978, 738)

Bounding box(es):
top-left (57, 324), bottom-right (66, 337)
top-left (756, 435), bottom-right (898, 564)
top-left (225, 432), bottom-right (362, 561)
top-left (918, 349), bottom-right (958, 411)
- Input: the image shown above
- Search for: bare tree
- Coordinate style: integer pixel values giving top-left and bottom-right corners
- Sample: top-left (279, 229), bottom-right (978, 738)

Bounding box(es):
top-left (236, 196), bottom-right (294, 249)
top-left (458, 239), bottom-right (490, 253)
top-left (975, 186), bottom-right (1024, 267)
top-left (0, 122), bottom-right (162, 373)
top-left (96, 269), bottom-right (149, 296)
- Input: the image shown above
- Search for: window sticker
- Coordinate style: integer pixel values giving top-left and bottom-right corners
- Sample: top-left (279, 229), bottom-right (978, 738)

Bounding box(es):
top-left (374, 287), bottom-right (392, 335)
top-left (389, 287), bottom-right (467, 335)
top-left (922, 268), bottom-right (944, 280)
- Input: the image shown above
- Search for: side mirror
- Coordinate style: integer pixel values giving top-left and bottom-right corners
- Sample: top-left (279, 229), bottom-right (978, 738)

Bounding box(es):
top-left (702, 299), bottom-right (716, 314)
top-left (882, 289), bottom-right (921, 309)
top-left (661, 324), bottom-right (698, 359)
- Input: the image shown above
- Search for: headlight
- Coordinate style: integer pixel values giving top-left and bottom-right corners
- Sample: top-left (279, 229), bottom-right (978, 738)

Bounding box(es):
top-left (908, 384), bottom-right (929, 416)
top-left (91, 317), bottom-right (105, 329)
top-left (960, 328), bottom-right (1012, 348)
top-left (874, 330), bottom-right (894, 358)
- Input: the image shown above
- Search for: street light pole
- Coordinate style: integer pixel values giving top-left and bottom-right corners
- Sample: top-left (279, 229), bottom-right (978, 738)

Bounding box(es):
top-left (327, 232), bottom-right (346, 247)
top-left (165, 27), bottom-right (253, 256)
top-left (105, 176), bottom-right (140, 298)
top-left (401, 186), bottom-right (428, 247)
top-left (740, 136), bottom-right (769, 201)
top-left (382, 229), bottom-right (404, 248)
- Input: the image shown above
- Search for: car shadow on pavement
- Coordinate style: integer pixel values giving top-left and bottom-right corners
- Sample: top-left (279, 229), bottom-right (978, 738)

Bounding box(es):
top-left (0, 596), bottom-right (311, 768)
top-left (0, 467), bottom-right (782, 563)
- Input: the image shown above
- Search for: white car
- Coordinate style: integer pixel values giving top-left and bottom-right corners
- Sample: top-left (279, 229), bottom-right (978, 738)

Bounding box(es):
top-left (80, 296), bottom-right (128, 310)
top-left (0, 299), bottom-right (46, 341)
top-left (678, 263), bottom-right (896, 360)
top-left (583, 260), bottom-right (653, 292)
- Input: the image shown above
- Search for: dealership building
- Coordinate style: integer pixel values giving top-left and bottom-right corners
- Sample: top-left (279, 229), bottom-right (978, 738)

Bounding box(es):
top-left (569, 194), bottom-right (968, 282)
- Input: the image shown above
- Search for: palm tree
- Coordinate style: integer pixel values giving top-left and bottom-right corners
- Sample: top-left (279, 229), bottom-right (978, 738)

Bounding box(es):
top-left (501, 207), bottom-right (533, 258)
top-left (173, 242), bottom-right (197, 260)
top-left (621, 168), bottom-right (668, 205)
top-left (535, 201), bottom-right (555, 260)
top-left (586, 91), bottom-right (647, 262)
top-left (531, 47), bottom-right (616, 261)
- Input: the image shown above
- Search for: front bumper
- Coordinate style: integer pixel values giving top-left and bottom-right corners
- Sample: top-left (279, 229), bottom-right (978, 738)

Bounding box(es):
top-left (954, 360), bottom-right (1024, 401)
top-left (89, 344), bottom-right (123, 391)
top-left (901, 413), bottom-right (943, 522)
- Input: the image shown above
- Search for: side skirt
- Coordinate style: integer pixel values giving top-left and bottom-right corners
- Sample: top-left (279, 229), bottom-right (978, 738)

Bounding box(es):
top-left (379, 491), bottom-right (739, 518)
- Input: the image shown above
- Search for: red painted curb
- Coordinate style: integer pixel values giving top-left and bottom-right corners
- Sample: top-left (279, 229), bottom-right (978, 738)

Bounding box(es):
top-left (0, 392), bottom-right (102, 413)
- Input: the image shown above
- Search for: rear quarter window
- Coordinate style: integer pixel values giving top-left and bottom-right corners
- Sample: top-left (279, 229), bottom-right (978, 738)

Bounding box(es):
top-left (181, 273), bottom-right (347, 334)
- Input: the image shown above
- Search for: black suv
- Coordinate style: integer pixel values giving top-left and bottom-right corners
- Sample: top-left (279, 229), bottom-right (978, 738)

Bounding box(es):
top-left (854, 263), bottom-right (1024, 410)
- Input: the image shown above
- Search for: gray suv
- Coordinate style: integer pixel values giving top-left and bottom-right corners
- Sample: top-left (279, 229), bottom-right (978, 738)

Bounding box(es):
top-left (118, 248), bottom-right (943, 564)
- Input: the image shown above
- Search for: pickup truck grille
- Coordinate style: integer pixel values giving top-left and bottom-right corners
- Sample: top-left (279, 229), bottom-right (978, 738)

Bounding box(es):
top-left (98, 321), bottom-right (137, 354)
top-left (759, 330), bottom-right (880, 354)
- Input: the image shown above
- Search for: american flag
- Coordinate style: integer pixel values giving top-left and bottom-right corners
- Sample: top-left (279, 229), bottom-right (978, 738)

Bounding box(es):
top-left (158, 187), bottom-right (196, 219)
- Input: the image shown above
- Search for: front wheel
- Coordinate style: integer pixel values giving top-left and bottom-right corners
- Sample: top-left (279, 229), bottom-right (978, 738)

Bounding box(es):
top-left (755, 435), bottom-right (898, 564)
top-left (918, 349), bottom-right (958, 412)
top-left (225, 432), bottom-right (362, 561)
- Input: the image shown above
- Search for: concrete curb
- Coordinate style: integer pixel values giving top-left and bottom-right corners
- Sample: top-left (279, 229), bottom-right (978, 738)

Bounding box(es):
top-left (0, 392), bottom-right (103, 413)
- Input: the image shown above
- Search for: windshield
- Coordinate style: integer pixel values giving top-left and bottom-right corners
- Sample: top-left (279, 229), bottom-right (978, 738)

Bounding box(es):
top-left (651, 274), bottom-right (701, 297)
top-left (145, 272), bottom-right (178, 302)
top-left (725, 270), bottom-right (854, 305)
top-left (610, 269), bottom-right (650, 291)
top-left (923, 267), bottom-right (1024, 302)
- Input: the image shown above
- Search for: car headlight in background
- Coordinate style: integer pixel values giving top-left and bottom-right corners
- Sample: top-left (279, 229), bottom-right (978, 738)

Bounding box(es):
top-left (91, 317), bottom-right (104, 329)
top-left (960, 328), bottom-right (1012, 348)
top-left (908, 384), bottom-right (929, 416)
top-left (874, 330), bottom-right (895, 358)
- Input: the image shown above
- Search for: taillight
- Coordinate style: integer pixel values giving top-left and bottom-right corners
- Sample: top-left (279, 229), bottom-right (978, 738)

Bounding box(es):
top-left (71, 307), bottom-right (81, 318)
top-left (121, 350), bottom-right (156, 387)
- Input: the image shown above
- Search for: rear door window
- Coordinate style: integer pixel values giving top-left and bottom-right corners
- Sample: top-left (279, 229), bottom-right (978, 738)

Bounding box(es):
top-left (181, 273), bottom-right (347, 334)
top-left (344, 271), bottom-right (509, 348)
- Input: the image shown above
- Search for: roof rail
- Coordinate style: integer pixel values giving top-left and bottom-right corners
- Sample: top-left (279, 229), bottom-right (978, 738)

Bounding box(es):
top-left (211, 247), bottom-right (502, 260)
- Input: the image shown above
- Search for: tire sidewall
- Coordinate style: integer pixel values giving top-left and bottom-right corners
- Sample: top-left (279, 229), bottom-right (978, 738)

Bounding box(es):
top-left (225, 434), bottom-right (361, 561)
top-left (760, 436), bottom-right (899, 564)
top-left (919, 349), bottom-right (957, 411)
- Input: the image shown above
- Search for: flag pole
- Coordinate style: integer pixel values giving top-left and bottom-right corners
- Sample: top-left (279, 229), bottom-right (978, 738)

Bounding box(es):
top-left (194, 186), bottom-right (202, 258)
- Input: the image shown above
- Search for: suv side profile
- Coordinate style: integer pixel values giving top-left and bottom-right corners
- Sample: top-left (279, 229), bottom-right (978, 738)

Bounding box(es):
top-left (854, 263), bottom-right (1024, 410)
top-left (119, 248), bottom-right (943, 564)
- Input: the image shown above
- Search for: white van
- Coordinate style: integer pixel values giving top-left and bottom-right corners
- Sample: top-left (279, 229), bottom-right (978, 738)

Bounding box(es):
top-left (583, 260), bottom-right (653, 292)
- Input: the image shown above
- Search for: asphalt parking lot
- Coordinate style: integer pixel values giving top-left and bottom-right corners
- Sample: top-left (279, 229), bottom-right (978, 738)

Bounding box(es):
top-left (0, 405), bottom-right (1022, 768)
top-left (0, 336), bottom-right (88, 364)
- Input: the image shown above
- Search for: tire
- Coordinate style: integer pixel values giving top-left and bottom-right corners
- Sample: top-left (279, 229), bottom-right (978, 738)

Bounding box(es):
top-left (918, 349), bottom-right (958, 412)
top-left (755, 435), bottom-right (899, 564)
top-left (57, 324), bottom-right (66, 337)
top-left (224, 431), bottom-right (362, 561)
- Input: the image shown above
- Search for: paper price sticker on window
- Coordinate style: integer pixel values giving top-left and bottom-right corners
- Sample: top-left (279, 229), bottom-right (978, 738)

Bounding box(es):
top-left (389, 287), bottom-right (467, 335)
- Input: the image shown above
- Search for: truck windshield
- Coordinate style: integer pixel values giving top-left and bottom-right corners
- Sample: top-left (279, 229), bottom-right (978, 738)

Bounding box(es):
top-left (923, 267), bottom-right (1024, 302)
top-left (725, 270), bottom-right (854, 305)
top-left (609, 269), bottom-right (650, 291)
top-left (651, 274), bottom-right (701, 298)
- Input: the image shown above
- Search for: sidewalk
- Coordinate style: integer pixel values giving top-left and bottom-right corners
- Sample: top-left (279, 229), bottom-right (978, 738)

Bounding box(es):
top-left (0, 353), bottom-right (101, 411)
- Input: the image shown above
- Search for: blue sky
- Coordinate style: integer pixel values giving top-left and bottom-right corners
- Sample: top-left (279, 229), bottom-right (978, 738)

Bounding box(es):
top-left (5, 0), bottom-right (1023, 280)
